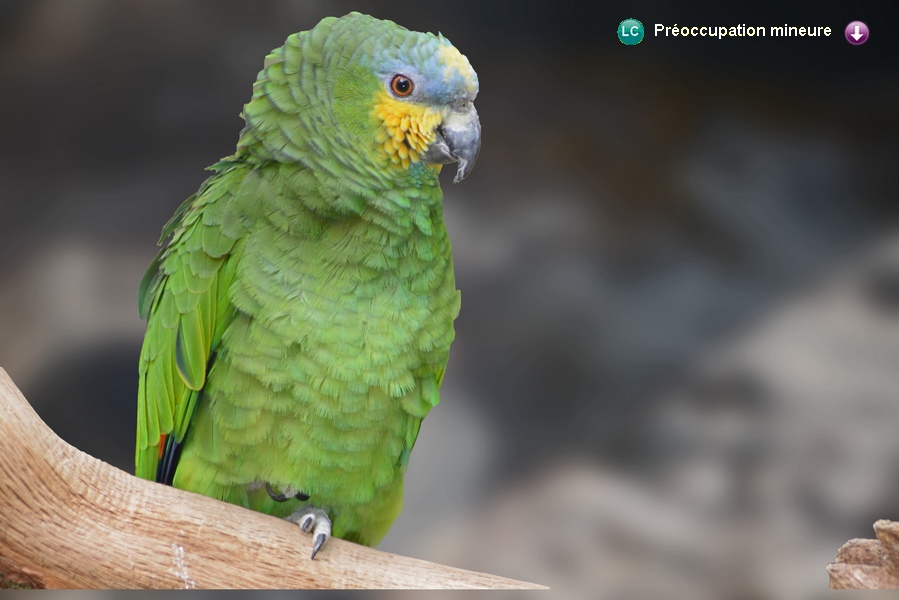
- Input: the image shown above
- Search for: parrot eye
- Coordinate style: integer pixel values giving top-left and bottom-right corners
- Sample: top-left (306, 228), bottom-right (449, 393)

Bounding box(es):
top-left (390, 75), bottom-right (414, 97)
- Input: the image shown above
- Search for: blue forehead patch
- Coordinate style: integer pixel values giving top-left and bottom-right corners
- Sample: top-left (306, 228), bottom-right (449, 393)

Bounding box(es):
top-left (371, 27), bottom-right (479, 103)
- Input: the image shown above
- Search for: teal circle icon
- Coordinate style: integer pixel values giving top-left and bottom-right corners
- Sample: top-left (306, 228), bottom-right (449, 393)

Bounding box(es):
top-left (618, 18), bottom-right (644, 45)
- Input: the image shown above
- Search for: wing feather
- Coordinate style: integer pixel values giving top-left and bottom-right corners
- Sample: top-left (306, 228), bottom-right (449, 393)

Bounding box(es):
top-left (135, 164), bottom-right (247, 481)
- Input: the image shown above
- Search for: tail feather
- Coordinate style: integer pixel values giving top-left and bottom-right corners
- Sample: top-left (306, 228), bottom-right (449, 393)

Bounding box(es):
top-left (156, 433), bottom-right (185, 485)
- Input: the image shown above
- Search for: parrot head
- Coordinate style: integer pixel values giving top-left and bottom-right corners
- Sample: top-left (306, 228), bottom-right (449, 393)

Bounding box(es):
top-left (363, 15), bottom-right (480, 183)
top-left (239, 12), bottom-right (480, 189)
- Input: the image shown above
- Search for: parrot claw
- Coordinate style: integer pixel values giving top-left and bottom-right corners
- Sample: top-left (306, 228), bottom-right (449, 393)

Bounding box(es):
top-left (312, 531), bottom-right (328, 560)
top-left (266, 482), bottom-right (310, 502)
top-left (285, 506), bottom-right (332, 559)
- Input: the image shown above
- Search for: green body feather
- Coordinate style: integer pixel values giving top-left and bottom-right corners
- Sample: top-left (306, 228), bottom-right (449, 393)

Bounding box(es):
top-left (136, 13), bottom-right (470, 545)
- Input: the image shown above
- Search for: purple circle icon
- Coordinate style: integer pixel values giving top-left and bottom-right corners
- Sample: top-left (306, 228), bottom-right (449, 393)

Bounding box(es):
top-left (845, 21), bottom-right (869, 45)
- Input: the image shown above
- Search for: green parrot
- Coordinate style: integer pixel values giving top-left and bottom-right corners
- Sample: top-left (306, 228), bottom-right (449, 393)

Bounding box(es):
top-left (135, 12), bottom-right (479, 559)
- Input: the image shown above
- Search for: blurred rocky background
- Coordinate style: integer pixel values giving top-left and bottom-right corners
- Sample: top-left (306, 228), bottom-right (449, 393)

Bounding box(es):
top-left (1, 0), bottom-right (898, 597)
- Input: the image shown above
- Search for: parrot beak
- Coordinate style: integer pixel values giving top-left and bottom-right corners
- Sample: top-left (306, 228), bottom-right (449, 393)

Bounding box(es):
top-left (421, 101), bottom-right (481, 183)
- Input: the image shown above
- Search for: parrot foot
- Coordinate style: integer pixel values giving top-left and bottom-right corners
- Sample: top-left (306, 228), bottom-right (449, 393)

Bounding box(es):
top-left (285, 506), bottom-right (332, 559)
top-left (266, 482), bottom-right (310, 502)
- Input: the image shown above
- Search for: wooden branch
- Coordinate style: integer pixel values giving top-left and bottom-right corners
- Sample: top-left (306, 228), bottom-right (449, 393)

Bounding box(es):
top-left (0, 368), bottom-right (546, 590)
top-left (828, 520), bottom-right (899, 589)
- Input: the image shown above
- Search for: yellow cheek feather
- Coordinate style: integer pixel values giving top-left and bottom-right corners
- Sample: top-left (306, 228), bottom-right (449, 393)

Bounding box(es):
top-left (373, 91), bottom-right (445, 170)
